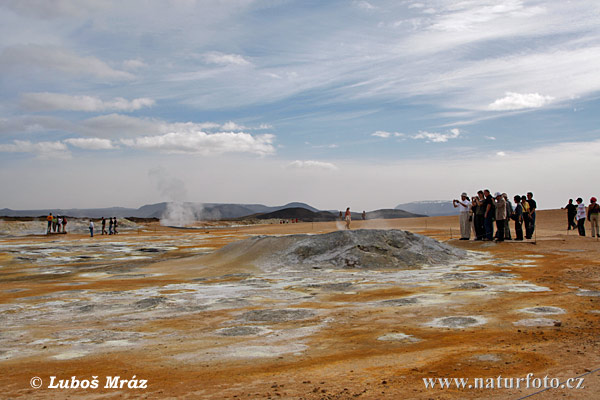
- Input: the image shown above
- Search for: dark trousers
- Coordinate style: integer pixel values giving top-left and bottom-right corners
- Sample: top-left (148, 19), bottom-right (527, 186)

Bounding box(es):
top-left (504, 219), bottom-right (511, 239)
top-left (577, 219), bottom-right (586, 236)
top-left (524, 214), bottom-right (533, 239)
top-left (484, 215), bottom-right (494, 240)
top-left (568, 214), bottom-right (577, 230)
top-left (495, 220), bottom-right (505, 241)
top-left (474, 214), bottom-right (485, 239)
top-left (514, 220), bottom-right (523, 240)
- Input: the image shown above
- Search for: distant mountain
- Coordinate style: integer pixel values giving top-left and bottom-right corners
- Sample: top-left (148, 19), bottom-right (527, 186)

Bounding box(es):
top-left (249, 207), bottom-right (425, 222)
top-left (365, 209), bottom-right (426, 219)
top-left (394, 200), bottom-right (459, 217)
top-left (0, 201), bottom-right (323, 219)
top-left (251, 207), bottom-right (337, 222)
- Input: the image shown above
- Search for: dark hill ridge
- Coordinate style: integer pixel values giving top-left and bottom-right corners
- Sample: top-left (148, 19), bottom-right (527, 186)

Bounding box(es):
top-left (247, 207), bottom-right (424, 222)
top-left (0, 203), bottom-right (424, 220)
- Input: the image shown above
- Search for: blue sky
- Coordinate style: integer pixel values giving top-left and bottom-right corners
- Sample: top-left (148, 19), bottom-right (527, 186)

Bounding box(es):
top-left (1, 0), bottom-right (599, 211)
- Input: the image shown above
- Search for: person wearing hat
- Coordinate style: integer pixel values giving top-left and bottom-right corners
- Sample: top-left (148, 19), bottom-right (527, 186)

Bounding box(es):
top-left (576, 198), bottom-right (586, 236)
top-left (588, 197), bottom-right (600, 237)
top-left (453, 192), bottom-right (471, 240)
top-left (494, 192), bottom-right (506, 242)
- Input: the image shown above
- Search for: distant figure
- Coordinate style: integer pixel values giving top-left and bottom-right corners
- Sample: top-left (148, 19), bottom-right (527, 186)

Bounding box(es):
top-left (473, 190), bottom-right (485, 241)
top-left (52, 214), bottom-right (58, 232)
top-left (494, 192), bottom-right (506, 242)
top-left (503, 193), bottom-right (512, 240)
top-left (512, 195), bottom-right (524, 240)
top-left (113, 217), bottom-right (118, 234)
top-left (521, 195), bottom-right (532, 239)
top-left (362, 210), bottom-right (366, 220)
top-left (339, 211), bottom-right (343, 221)
top-left (483, 189), bottom-right (495, 240)
top-left (344, 207), bottom-right (351, 230)
top-left (452, 192), bottom-right (471, 240)
top-left (47, 213), bottom-right (53, 234)
top-left (62, 216), bottom-right (67, 233)
top-left (576, 198), bottom-right (586, 236)
top-left (526, 192), bottom-right (537, 237)
top-left (109, 217), bottom-right (114, 235)
top-left (57, 216), bottom-right (63, 233)
top-left (588, 197), bottom-right (599, 238)
top-left (101, 217), bottom-right (107, 235)
top-left (562, 199), bottom-right (577, 230)
top-left (89, 220), bottom-right (94, 237)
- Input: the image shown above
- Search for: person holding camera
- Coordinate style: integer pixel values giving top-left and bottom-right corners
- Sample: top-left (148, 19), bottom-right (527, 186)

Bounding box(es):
top-left (453, 192), bottom-right (471, 240)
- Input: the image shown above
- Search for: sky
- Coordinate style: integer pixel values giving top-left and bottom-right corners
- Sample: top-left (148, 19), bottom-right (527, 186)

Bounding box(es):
top-left (1, 0), bottom-right (599, 211)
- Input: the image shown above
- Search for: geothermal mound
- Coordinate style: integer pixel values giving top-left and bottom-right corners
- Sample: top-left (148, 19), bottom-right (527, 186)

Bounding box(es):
top-left (204, 229), bottom-right (466, 270)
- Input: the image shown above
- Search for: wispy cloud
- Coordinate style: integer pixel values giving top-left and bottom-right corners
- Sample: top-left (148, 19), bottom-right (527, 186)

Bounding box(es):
top-left (64, 138), bottom-right (115, 150)
top-left (0, 139), bottom-right (70, 159)
top-left (203, 52), bottom-right (251, 66)
top-left (371, 131), bottom-right (405, 139)
top-left (20, 93), bottom-right (155, 112)
top-left (288, 160), bottom-right (338, 171)
top-left (0, 44), bottom-right (133, 80)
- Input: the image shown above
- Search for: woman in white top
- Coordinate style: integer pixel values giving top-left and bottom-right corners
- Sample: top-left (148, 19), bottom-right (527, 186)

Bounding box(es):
top-left (576, 198), bottom-right (586, 236)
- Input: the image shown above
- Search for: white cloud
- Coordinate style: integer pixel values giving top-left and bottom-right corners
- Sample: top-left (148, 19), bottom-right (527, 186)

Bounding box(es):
top-left (0, 140), bottom-right (70, 159)
top-left (121, 131), bottom-right (275, 156)
top-left (412, 128), bottom-right (461, 143)
top-left (64, 138), bottom-right (115, 150)
top-left (496, 151), bottom-right (507, 156)
top-left (288, 160), bottom-right (338, 171)
top-left (203, 52), bottom-right (251, 66)
top-left (122, 59), bottom-right (147, 70)
top-left (354, 1), bottom-right (376, 10)
top-left (485, 136), bottom-right (496, 140)
top-left (371, 131), bottom-right (405, 138)
top-left (489, 92), bottom-right (554, 111)
top-left (0, 44), bottom-right (133, 80)
top-left (20, 93), bottom-right (155, 112)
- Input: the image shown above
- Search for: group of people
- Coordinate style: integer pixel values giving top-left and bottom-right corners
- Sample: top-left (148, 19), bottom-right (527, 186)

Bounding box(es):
top-left (46, 213), bottom-right (67, 234)
top-left (563, 198), bottom-right (600, 237)
top-left (88, 217), bottom-right (118, 237)
top-left (453, 191), bottom-right (537, 242)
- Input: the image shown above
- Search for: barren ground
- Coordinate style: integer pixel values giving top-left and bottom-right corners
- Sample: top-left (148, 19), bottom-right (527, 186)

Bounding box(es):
top-left (0, 209), bottom-right (598, 399)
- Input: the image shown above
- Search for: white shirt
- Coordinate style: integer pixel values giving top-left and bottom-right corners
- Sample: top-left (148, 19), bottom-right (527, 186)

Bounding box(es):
top-left (456, 199), bottom-right (470, 212)
top-left (89, 221), bottom-right (94, 229)
top-left (576, 203), bottom-right (586, 220)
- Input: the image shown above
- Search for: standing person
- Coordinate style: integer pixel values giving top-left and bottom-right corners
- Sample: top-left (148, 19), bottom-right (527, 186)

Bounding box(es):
top-left (108, 217), bottom-right (114, 235)
top-left (52, 214), bottom-right (58, 232)
top-left (522, 195), bottom-right (532, 239)
top-left (503, 193), bottom-right (512, 240)
top-left (576, 198), bottom-right (586, 236)
top-left (563, 199), bottom-right (578, 230)
top-left (113, 217), bottom-right (118, 234)
top-left (362, 211), bottom-right (366, 220)
top-left (494, 192), bottom-right (506, 242)
top-left (339, 211), bottom-right (343, 221)
top-left (483, 189), bottom-right (495, 240)
top-left (588, 197), bottom-right (600, 238)
top-left (62, 216), bottom-right (67, 233)
top-left (344, 208), bottom-right (351, 230)
top-left (473, 190), bottom-right (485, 241)
top-left (47, 213), bottom-right (53, 234)
top-left (453, 192), bottom-right (471, 240)
top-left (57, 216), bottom-right (63, 233)
top-left (89, 220), bottom-right (94, 237)
top-left (512, 195), bottom-right (524, 240)
top-left (101, 217), bottom-right (107, 235)
top-left (526, 192), bottom-right (537, 237)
